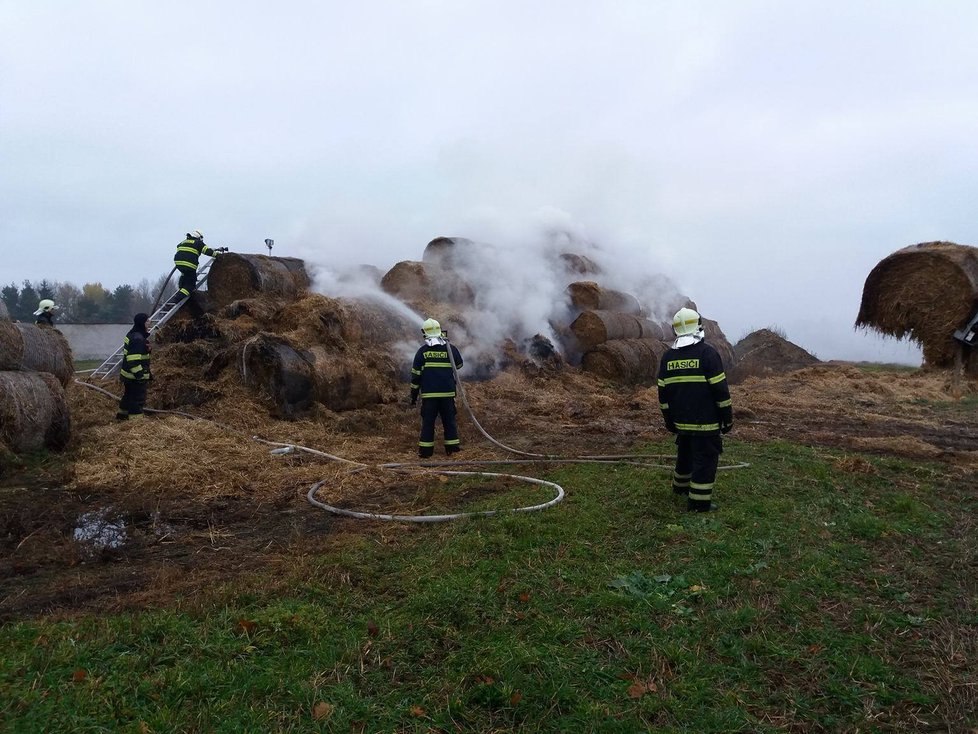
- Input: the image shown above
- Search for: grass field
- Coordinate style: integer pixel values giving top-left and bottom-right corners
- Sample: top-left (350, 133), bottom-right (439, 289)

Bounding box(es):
top-left (1, 439), bottom-right (975, 732)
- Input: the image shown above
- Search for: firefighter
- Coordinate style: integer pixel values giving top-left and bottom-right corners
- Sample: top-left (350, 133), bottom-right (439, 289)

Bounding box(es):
top-left (173, 230), bottom-right (224, 301)
top-left (33, 299), bottom-right (57, 326)
top-left (657, 307), bottom-right (733, 512)
top-left (410, 318), bottom-right (464, 458)
top-left (116, 312), bottom-right (152, 420)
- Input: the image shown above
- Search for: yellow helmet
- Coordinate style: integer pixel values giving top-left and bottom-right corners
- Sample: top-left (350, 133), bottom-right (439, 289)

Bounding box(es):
top-left (422, 318), bottom-right (442, 338)
top-left (672, 307), bottom-right (701, 337)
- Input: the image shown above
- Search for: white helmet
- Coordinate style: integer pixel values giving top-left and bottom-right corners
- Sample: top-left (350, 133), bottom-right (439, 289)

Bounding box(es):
top-left (421, 318), bottom-right (442, 338)
top-left (33, 299), bottom-right (56, 316)
top-left (190, 229), bottom-right (203, 239)
top-left (672, 307), bottom-right (701, 336)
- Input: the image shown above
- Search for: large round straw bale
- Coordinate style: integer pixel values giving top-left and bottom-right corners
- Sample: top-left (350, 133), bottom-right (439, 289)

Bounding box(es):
top-left (567, 281), bottom-right (643, 315)
top-left (856, 241), bottom-right (978, 367)
top-left (570, 310), bottom-right (665, 350)
top-left (305, 346), bottom-right (398, 411)
top-left (207, 253), bottom-right (310, 309)
top-left (380, 260), bottom-right (474, 305)
top-left (0, 371), bottom-right (71, 453)
top-left (560, 253), bottom-right (601, 276)
top-left (728, 328), bottom-right (819, 384)
top-left (0, 322), bottom-right (73, 385)
top-left (422, 236), bottom-right (477, 269)
top-left (581, 339), bottom-right (668, 383)
top-left (274, 294), bottom-right (416, 346)
top-left (238, 333), bottom-right (314, 419)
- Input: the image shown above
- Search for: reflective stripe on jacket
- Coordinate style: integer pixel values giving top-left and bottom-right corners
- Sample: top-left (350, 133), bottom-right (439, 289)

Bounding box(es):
top-left (120, 328), bottom-right (151, 381)
top-left (173, 235), bottom-right (215, 270)
top-left (657, 340), bottom-right (731, 434)
top-left (411, 342), bottom-right (463, 399)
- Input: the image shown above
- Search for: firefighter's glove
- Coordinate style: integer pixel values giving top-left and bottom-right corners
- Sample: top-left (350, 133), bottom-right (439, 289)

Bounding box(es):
top-left (721, 421), bottom-right (733, 434)
top-left (410, 388), bottom-right (419, 406)
top-left (665, 419), bottom-right (678, 434)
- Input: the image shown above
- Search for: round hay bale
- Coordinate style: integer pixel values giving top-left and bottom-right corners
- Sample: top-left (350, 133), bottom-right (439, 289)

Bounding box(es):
top-left (728, 328), bottom-right (819, 384)
top-left (581, 339), bottom-right (668, 383)
top-left (380, 260), bottom-right (474, 306)
top-left (567, 281), bottom-right (643, 315)
top-left (560, 253), bottom-right (601, 276)
top-left (238, 333), bottom-right (314, 419)
top-left (856, 241), bottom-right (978, 367)
top-left (274, 294), bottom-right (416, 346)
top-left (422, 236), bottom-right (477, 269)
top-left (0, 322), bottom-right (73, 385)
top-left (570, 310), bottom-right (665, 350)
top-left (207, 253), bottom-right (310, 309)
top-left (305, 346), bottom-right (398, 411)
top-left (0, 371), bottom-right (71, 453)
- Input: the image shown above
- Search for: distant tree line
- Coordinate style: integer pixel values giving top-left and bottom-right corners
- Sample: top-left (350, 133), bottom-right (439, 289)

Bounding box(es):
top-left (1, 274), bottom-right (176, 324)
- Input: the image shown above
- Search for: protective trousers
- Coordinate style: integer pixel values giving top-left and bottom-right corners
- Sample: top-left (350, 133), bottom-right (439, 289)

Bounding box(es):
top-left (176, 266), bottom-right (197, 299)
top-left (117, 379), bottom-right (148, 420)
top-left (418, 397), bottom-right (460, 458)
top-left (673, 434), bottom-right (723, 511)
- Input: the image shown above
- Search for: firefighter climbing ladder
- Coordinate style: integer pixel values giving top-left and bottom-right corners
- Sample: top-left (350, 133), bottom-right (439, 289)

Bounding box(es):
top-left (90, 259), bottom-right (216, 380)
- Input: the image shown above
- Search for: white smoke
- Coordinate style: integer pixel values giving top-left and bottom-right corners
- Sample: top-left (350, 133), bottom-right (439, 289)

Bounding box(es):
top-left (300, 208), bottom-right (686, 371)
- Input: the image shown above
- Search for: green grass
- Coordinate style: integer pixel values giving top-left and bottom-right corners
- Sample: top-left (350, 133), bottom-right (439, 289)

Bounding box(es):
top-left (73, 359), bottom-right (104, 373)
top-left (1, 440), bottom-right (975, 732)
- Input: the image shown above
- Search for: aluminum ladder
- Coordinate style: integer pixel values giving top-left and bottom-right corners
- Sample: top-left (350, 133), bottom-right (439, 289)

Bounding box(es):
top-left (90, 259), bottom-right (215, 380)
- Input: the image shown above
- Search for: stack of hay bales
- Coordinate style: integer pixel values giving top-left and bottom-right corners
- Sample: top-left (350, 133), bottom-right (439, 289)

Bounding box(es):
top-left (566, 281), bottom-right (644, 316)
top-left (728, 328), bottom-right (819, 384)
top-left (207, 253), bottom-right (311, 309)
top-left (0, 315), bottom-right (72, 455)
top-left (857, 241), bottom-right (978, 374)
top-left (571, 311), bottom-right (667, 382)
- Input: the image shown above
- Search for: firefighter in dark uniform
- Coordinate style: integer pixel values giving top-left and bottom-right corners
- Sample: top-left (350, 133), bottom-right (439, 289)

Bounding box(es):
top-left (657, 307), bottom-right (733, 512)
top-left (33, 299), bottom-right (57, 326)
top-left (116, 312), bottom-right (152, 420)
top-left (174, 230), bottom-right (224, 300)
top-left (410, 318), bottom-right (464, 458)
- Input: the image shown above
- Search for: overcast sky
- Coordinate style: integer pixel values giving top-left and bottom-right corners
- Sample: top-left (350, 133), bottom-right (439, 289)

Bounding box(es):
top-left (5, 1), bottom-right (978, 363)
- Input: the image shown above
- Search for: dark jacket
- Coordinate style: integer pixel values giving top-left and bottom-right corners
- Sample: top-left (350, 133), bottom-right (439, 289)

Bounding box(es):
top-left (411, 341), bottom-right (463, 399)
top-left (120, 327), bottom-right (151, 382)
top-left (35, 312), bottom-right (54, 326)
top-left (657, 340), bottom-right (732, 434)
top-left (174, 235), bottom-right (215, 271)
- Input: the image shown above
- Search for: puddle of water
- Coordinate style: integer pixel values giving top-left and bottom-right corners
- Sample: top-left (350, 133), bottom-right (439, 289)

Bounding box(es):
top-left (73, 508), bottom-right (127, 552)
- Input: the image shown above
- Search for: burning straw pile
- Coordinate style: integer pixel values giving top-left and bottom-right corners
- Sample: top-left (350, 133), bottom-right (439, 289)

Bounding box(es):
top-left (857, 241), bottom-right (978, 370)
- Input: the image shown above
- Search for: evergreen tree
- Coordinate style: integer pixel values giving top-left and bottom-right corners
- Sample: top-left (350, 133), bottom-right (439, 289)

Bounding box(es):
top-left (19, 280), bottom-right (38, 321)
top-left (1, 284), bottom-right (18, 319)
top-left (109, 284), bottom-right (135, 322)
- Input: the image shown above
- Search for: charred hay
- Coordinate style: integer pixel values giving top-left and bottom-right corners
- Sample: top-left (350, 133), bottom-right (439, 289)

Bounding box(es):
top-left (207, 253), bottom-right (310, 309)
top-left (0, 371), bottom-right (71, 453)
top-left (856, 241), bottom-right (978, 369)
top-left (0, 322), bottom-right (74, 385)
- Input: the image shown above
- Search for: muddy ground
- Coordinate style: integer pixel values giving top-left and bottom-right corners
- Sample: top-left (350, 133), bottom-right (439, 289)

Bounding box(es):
top-left (2, 361), bottom-right (976, 621)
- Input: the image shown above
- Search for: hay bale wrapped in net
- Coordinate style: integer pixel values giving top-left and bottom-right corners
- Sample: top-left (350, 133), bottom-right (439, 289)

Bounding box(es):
top-left (728, 328), bottom-right (819, 384)
top-left (566, 281), bottom-right (643, 315)
top-left (0, 371), bottom-right (71, 453)
top-left (570, 310), bottom-right (665, 350)
top-left (856, 241), bottom-right (978, 367)
top-left (0, 322), bottom-right (74, 385)
top-left (581, 338), bottom-right (668, 383)
top-left (380, 260), bottom-right (474, 306)
top-left (207, 253), bottom-right (311, 309)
